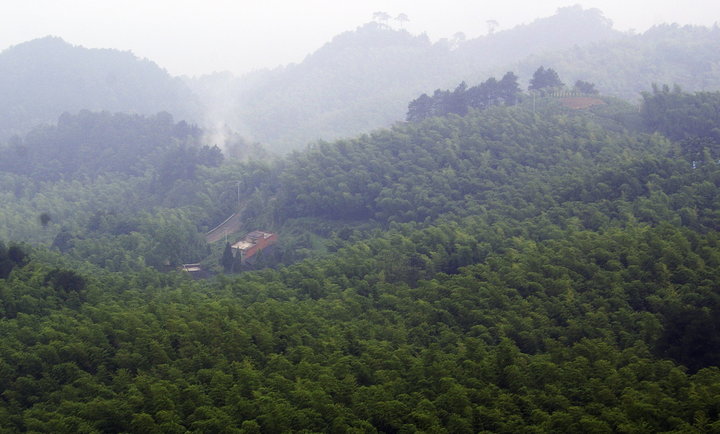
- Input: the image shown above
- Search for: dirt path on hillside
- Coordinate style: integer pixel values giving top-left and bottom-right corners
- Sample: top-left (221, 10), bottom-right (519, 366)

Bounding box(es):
top-left (205, 212), bottom-right (243, 244)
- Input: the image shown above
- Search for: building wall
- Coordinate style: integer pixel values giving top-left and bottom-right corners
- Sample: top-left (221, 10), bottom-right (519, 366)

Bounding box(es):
top-left (241, 233), bottom-right (278, 262)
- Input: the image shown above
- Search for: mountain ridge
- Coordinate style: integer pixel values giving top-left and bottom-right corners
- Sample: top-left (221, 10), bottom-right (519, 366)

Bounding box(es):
top-left (188, 6), bottom-right (622, 152)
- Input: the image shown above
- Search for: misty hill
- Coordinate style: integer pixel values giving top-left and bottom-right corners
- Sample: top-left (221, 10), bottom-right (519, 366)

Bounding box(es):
top-left (0, 37), bottom-right (199, 139)
top-left (510, 23), bottom-right (720, 100)
top-left (454, 5), bottom-right (619, 72)
top-left (191, 6), bottom-right (621, 152)
top-left (194, 23), bottom-right (446, 152)
top-left (0, 110), bottom-right (224, 182)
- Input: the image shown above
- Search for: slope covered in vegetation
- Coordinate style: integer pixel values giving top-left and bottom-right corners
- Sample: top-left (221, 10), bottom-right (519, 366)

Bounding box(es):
top-left (513, 24), bottom-right (720, 101)
top-left (0, 111), bottom-right (231, 269)
top-left (2, 88), bottom-right (720, 431)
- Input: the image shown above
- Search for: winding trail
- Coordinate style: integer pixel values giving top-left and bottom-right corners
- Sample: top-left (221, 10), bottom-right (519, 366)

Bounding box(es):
top-left (205, 212), bottom-right (243, 244)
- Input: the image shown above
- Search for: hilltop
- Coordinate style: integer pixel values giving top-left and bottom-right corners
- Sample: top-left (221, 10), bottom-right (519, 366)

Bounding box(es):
top-left (0, 36), bottom-right (199, 139)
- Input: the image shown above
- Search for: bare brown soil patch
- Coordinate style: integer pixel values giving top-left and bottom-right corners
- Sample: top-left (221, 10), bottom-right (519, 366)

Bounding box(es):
top-left (560, 97), bottom-right (605, 110)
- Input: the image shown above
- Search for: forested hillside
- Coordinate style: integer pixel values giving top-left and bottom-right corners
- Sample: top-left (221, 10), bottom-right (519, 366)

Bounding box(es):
top-left (0, 37), bottom-right (199, 140)
top-left (0, 111), bottom-right (234, 270)
top-left (512, 23), bottom-right (720, 100)
top-left (2, 86), bottom-right (720, 431)
top-left (0, 111), bottom-right (210, 180)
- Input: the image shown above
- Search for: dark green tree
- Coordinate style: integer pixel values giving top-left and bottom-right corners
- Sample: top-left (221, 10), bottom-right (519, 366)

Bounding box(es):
top-left (39, 212), bottom-right (51, 227)
top-left (574, 80), bottom-right (598, 94)
top-left (221, 242), bottom-right (235, 273)
top-left (498, 71), bottom-right (521, 104)
top-left (0, 242), bottom-right (27, 279)
top-left (44, 269), bottom-right (87, 294)
top-left (407, 94), bottom-right (434, 122)
top-left (529, 66), bottom-right (564, 91)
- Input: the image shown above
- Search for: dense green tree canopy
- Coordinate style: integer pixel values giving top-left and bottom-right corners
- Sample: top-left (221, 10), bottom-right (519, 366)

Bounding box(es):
top-left (407, 72), bottom-right (523, 122)
top-left (529, 66), bottom-right (564, 91)
top-left (2, 85), bottom-right (720, 432)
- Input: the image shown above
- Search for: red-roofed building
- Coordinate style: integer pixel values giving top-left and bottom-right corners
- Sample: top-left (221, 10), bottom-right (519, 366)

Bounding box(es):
top-left (231, 231), bottom-right (278, 263)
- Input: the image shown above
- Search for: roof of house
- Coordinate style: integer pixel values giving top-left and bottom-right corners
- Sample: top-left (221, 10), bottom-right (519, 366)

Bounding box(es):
top-left (231, 231), bottom-right (276, 252)
top-left (231, 240), bottom-right (254, 251)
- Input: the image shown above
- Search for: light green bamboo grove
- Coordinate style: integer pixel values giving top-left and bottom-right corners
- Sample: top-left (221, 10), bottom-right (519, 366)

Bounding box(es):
top-left (1, 88), bottom-right (720, 432)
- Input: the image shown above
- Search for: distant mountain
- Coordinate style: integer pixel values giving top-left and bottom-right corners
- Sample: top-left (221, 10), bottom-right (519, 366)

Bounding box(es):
top-left (187, 23), bottom-right (445, 153)
top-left (509, 23), bottom-right (720, 100)
top-left (0, 37), bottom-right (199, 139)
top-left (454, 5), bottom-right (620, 74)
top-left (5, 8), bottom-right (716, 155)
top-left (189, 6), bottom-right (621, 152)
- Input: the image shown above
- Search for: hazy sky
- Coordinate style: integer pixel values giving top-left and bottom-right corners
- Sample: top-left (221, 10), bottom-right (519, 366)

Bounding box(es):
top-left (0, 1), bottom-right (718, 76)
